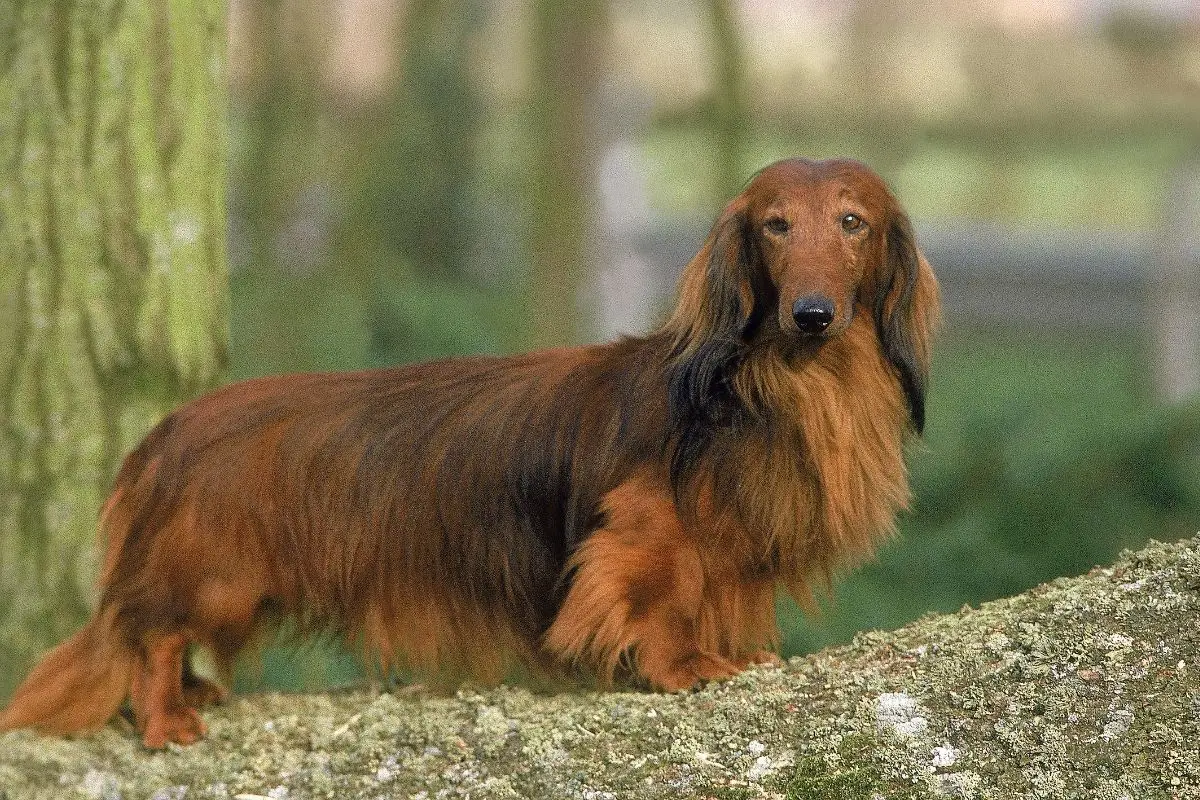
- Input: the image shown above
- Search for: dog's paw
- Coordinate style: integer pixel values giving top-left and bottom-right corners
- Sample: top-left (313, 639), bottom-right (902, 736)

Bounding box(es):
top-left (141, 705), bottom-right (207, 749)
top-left (644, 650), bottom-right (743, 692)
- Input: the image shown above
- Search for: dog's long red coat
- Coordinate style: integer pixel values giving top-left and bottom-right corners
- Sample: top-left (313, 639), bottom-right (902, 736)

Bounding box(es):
top-left (0, 158), bottom-right (939, 747)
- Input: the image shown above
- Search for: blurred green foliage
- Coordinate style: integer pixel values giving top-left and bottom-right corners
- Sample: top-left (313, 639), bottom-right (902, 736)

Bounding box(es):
top-left (229, 267), bottom-right (522, 378)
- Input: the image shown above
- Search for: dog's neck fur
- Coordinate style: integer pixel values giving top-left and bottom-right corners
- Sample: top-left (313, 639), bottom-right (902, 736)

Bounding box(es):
top-left (661, 313), bottom-right (911, 597)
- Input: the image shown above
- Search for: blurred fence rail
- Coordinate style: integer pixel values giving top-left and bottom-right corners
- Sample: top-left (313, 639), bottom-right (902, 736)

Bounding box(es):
top-left (919, 221), bottom-right (1152, 332)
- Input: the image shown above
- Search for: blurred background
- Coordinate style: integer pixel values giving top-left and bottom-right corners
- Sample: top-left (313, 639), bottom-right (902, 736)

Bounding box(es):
top-left (224, 0), bottom-right (1200, 689)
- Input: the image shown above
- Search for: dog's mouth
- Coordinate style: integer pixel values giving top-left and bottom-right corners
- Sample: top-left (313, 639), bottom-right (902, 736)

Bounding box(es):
top-left (767, 325), bottom-right (831, 363)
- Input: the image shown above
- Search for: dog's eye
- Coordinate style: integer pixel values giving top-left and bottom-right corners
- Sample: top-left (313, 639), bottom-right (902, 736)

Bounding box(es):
top-left (764, 217), bottom-right (790, 235)
top-left (840, 213), bottom-right (866, 233)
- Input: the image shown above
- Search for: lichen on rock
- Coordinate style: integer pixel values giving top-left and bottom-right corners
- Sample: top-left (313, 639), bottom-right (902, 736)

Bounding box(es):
top-left (2, 534), bottom-right (1199, 799)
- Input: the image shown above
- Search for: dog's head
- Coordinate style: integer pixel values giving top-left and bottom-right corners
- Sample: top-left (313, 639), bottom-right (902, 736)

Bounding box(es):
top-left (670, 157), bottom-right (938, 432)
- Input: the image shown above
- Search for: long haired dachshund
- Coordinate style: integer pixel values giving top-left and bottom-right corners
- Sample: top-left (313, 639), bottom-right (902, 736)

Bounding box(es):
top-left (0, 158), bottom-right (938, 748)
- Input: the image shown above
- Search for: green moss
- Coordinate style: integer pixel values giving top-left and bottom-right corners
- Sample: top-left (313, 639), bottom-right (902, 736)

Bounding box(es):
top-left (786, 756), bottom-right (888, 799)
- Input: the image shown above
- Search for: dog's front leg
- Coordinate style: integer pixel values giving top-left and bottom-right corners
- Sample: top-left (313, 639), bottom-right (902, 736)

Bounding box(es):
top-left (543, 474), bottom-right (743, 691)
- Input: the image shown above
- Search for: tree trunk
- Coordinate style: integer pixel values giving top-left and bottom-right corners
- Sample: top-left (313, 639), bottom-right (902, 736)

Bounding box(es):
top-left (707, 0), bottom-right (747, 202)
top-left (527, 0), bottom-right (607, 348)
top-left (355, 0), bottom-right (488, 366)
top-left (0, 0), bottom-right (228, 700)
top-left (379, 0), bottom-right (483, 284)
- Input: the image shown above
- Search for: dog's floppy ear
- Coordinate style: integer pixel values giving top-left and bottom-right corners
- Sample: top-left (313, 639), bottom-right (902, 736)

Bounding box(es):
top-left (667, 203), bottom-right (766, 418)
top-left (666, 201), bottom-right (769, 487)
top-left (876, 213), bottom-right (939, 434)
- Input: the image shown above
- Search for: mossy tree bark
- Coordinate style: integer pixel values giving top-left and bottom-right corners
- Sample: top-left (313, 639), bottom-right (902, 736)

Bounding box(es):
top-left (0, 0), bottom-right (228, 700)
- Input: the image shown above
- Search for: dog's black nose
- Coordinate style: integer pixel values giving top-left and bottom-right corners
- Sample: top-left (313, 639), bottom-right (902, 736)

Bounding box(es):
top-left (792, 296), bottom-right (835, 334)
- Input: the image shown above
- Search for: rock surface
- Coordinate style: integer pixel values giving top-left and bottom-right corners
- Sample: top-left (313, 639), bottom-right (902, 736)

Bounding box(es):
top-left (2, 534), bottom-right (1199, 799)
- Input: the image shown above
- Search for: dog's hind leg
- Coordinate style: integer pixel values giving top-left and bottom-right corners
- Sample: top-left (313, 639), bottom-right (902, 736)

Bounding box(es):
top-left (130, 632), bottom-right (206, 748)
top-left (125, 576), bottom-right (267, 747)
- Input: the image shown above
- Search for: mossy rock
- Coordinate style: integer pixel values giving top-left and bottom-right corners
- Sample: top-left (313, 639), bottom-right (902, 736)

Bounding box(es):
top-left (3, 534), bottom-right (1199, 799)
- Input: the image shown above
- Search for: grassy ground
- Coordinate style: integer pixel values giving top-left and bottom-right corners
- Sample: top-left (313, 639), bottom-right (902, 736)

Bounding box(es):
top-left (639, 127), bottom-right (1191, 230)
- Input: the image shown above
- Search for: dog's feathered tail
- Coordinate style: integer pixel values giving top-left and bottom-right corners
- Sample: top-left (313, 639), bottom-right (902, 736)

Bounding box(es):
top-left (0, 607), bottom-right (133, 735)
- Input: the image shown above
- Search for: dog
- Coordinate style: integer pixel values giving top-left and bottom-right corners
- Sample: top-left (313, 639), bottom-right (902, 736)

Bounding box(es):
top-left (0, 157), bottom-right (939, 748)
